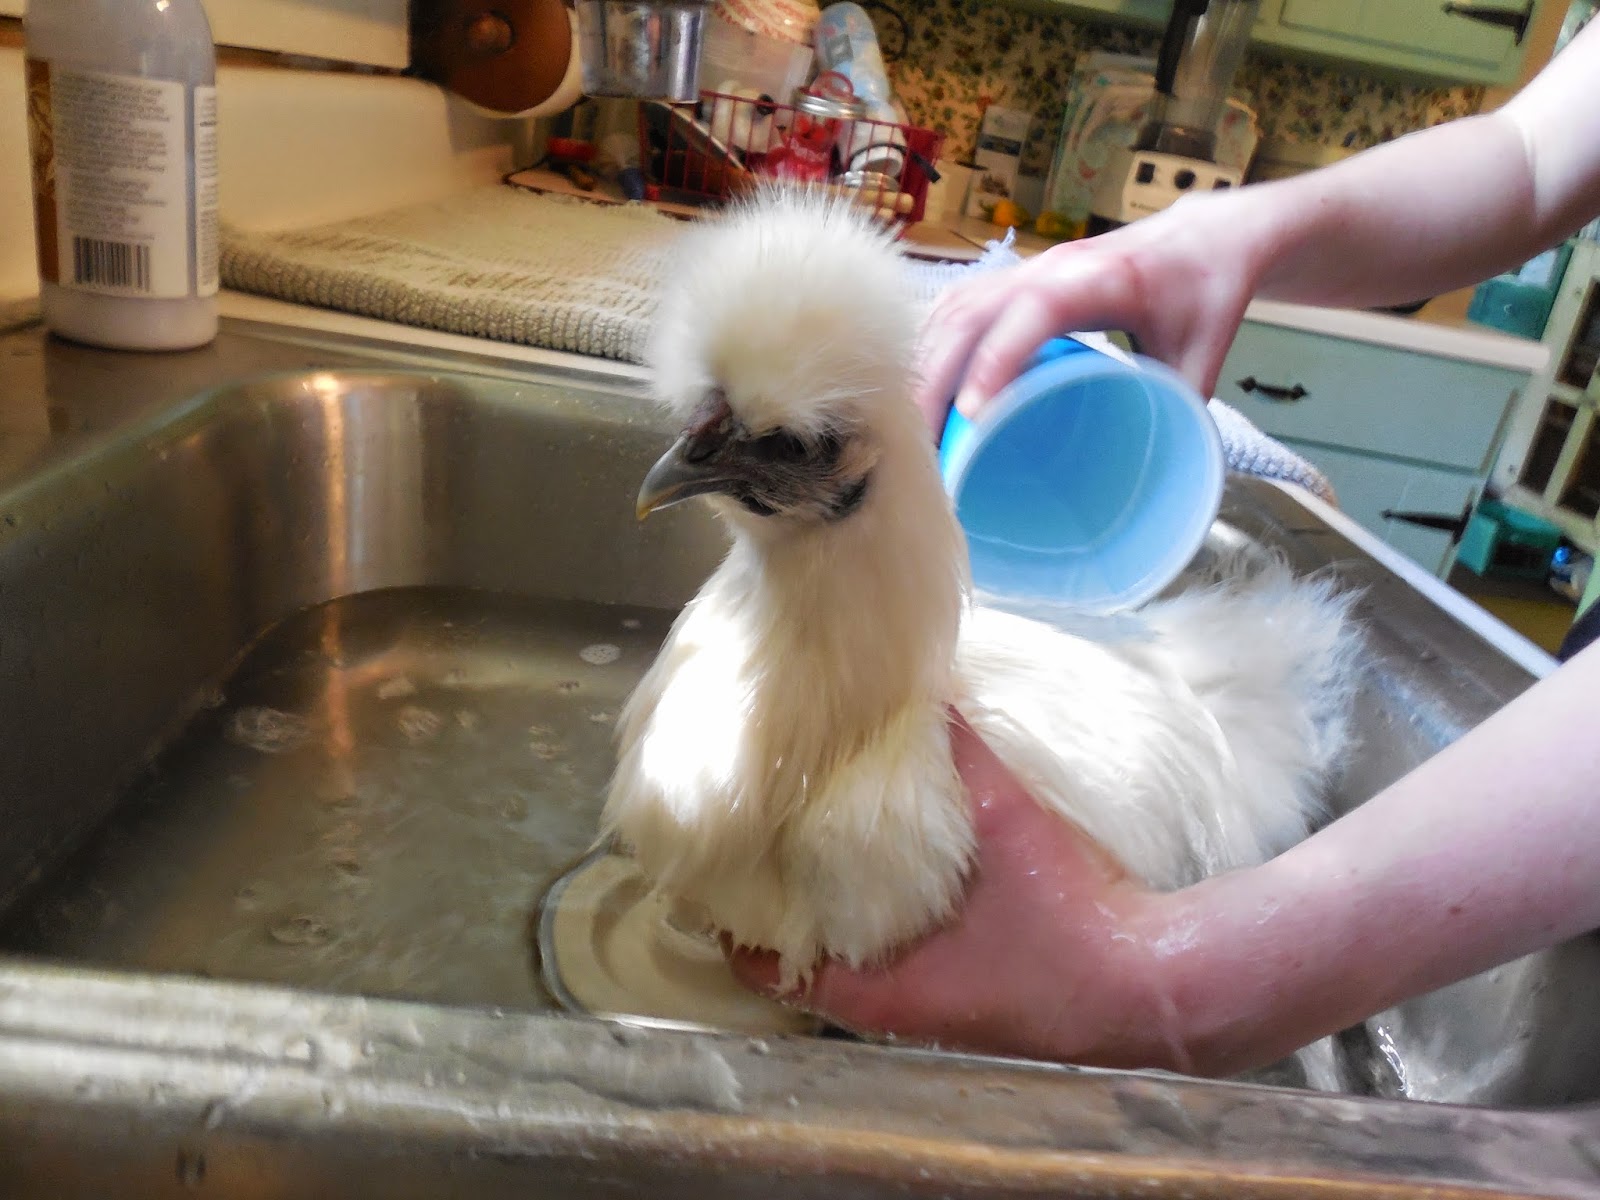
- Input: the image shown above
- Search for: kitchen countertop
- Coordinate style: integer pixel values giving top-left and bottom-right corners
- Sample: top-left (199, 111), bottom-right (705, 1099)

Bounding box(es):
top-left (219, 291), bottom-right (649, 384)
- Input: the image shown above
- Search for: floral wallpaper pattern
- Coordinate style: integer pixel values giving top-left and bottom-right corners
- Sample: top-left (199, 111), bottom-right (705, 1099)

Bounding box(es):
top-left (872, 0), bottom-right (1484, 177)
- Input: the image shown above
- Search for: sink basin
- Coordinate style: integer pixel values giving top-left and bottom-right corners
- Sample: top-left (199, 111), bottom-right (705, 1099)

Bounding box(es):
top-left (2, 321), bottom-right (1599, 1198)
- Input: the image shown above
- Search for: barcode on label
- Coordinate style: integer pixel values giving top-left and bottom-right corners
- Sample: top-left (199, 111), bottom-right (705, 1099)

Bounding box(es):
top-left (72, 236), bottom-right (152, 292)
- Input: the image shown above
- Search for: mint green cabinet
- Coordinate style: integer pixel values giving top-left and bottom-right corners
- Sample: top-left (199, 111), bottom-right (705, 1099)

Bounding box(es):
top-left (1256, 0), bottom-right (1542, 85)
top-left (983, 0), bottom-right (1545, 87)
top-left (1215, 317), bottom-right (1531, 578)
top-left (1284, 440), bottom-right (1483, 577)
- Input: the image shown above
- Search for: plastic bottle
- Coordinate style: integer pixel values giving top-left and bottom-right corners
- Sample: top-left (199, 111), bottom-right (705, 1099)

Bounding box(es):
top-left (24, 0), bottom-right (219, 351)
top-left (813, 3), bottom-right (904, 177)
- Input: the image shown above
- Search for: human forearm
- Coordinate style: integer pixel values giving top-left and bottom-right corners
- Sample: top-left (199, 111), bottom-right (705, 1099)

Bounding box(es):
top-left (913, 20), bottom-right (1600, 421)
top-left (1245, 16), bottom-right (1600, 313)
top-left (1243, 112), bottom-right (1542, 311)
top-left (1159, 641), bottom-right (1600, 1076)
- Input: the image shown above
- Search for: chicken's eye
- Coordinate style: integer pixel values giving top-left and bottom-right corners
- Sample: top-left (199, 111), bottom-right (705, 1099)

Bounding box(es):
top-left (748, 429), bottom-right (812, 464)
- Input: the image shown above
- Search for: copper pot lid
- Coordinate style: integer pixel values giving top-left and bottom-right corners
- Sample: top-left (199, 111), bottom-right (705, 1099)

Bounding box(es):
top-left (414, 0), bottom-right (578, 117)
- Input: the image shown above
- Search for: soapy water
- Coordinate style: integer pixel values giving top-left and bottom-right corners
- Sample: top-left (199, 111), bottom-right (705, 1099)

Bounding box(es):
top-left (0, 586), bottom-right (674, 1011)
top-left (226, 707), bottom-right (315, 755)
top-left (376, 675), bottom-right (417, 701)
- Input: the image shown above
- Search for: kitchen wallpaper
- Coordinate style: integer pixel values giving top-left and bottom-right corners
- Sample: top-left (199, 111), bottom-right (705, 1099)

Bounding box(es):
top-left (873, 0), bottom-right (1485, 177)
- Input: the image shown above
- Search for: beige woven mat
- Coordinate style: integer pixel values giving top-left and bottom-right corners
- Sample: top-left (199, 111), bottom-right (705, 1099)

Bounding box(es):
top-left (221, 186), bottom-right (687, 363)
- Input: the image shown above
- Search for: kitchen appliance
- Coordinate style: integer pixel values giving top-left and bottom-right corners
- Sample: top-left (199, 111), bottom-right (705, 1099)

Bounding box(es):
top-left (1088, 0), bottom-right (1259, 235)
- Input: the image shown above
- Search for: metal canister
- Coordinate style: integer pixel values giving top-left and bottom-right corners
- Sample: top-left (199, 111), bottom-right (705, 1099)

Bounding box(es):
top-left (575, 0), bottom-right (715, 102)
top-left (813, 2), bottom-right (904, 176)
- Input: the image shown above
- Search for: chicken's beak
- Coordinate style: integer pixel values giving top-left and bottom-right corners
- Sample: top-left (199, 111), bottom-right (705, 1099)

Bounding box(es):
top-left (636, 435), bottom-right (742, 519)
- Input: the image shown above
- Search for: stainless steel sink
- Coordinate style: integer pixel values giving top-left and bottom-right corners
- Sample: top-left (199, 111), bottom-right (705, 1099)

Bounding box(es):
top-left (2, 320), bottom-right (1599, 1198)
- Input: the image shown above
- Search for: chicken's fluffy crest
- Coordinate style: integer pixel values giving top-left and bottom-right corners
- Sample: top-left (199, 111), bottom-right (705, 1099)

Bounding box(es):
top-left (647, 184), bottom-right (923, 442)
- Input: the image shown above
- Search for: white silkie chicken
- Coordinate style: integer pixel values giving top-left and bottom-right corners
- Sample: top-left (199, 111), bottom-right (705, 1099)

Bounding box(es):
top-left (603, 187), bottom-right (1360, 995)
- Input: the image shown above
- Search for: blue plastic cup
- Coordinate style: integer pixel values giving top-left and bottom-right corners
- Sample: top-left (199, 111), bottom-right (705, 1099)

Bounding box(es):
top-left (938, 336), bottom-right (1224, 615)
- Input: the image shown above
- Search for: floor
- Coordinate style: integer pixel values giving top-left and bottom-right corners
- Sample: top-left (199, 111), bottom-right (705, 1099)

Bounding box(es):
top-left (1448, 565), bottom-right (1579, 657)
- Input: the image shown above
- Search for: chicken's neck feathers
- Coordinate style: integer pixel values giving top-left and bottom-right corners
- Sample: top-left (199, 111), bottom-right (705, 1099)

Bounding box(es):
top-left (717, 425), bottom-right (965, 790)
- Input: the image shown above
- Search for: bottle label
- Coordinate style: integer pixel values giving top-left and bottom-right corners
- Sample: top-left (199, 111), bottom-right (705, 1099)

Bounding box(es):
top-left (25, 61), bottom-right (198, 300)
top-left (194, 85), bottom-right (219, 298)
top-left (25, 58), bottom-right (58, 287)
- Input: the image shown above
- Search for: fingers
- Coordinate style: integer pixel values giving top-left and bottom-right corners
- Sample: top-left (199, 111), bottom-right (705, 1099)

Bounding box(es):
top-left (914, 243), bottom-right (1154, 434)
top-left (912, 276), bottom-right (1014, 437)
top-left (725, 720), bottom-right (1040, 1039)
top-left (949, 290), bottom-right (1072, 420)
top-left (727, 718), bottom-right (1139, 1053)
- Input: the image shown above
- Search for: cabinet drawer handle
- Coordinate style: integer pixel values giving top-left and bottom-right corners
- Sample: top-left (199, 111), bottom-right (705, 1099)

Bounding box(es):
top-left (1236, 376), bottom-right (1307, 402)
top-left (1382, 499), bottom-right (1476, 542)
top-left (1440, 2), bottom-right (1531, 44)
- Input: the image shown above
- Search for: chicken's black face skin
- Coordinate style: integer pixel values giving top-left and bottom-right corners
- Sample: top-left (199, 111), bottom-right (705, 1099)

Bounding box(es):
top-left (637, 389), bottom-right (872, 522)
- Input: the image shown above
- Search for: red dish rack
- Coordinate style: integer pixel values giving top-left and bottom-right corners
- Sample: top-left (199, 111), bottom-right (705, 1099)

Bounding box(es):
top-left (638, 90), bottom-right (945, 233)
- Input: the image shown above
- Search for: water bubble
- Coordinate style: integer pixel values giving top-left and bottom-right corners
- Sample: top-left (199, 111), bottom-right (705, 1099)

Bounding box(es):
top-left (175, 1150), bottom-right (206, 1189)
top-left (397, 706), bottom-right (443, 743)
top-left (621, 617), bottom-right (642, 630)
top-left (283, 1037), bottom-right (320, 1065)
top-left (226, 707), bottom-right (313, 755)
top-left (269, 915), bottom-right (334, 947)
top-left (579, 643), bottom-right (621, 665)
top-left (587, 711), bottom-right (613, 725)
top-left (376, 675), bottom-right (417, 700)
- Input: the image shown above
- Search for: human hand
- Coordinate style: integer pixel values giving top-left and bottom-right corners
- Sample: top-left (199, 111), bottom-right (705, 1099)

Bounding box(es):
top-left (913, 189), bottom-right (1269, 437)
top-left (728, 719), bottom-right (1197, 1072)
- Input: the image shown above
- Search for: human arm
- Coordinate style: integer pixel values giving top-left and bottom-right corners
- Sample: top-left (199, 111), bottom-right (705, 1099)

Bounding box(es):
top-left (915, 16), bottom-right (1600, 430)
top-left (732, 640), bottom-right (1600, 1076)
